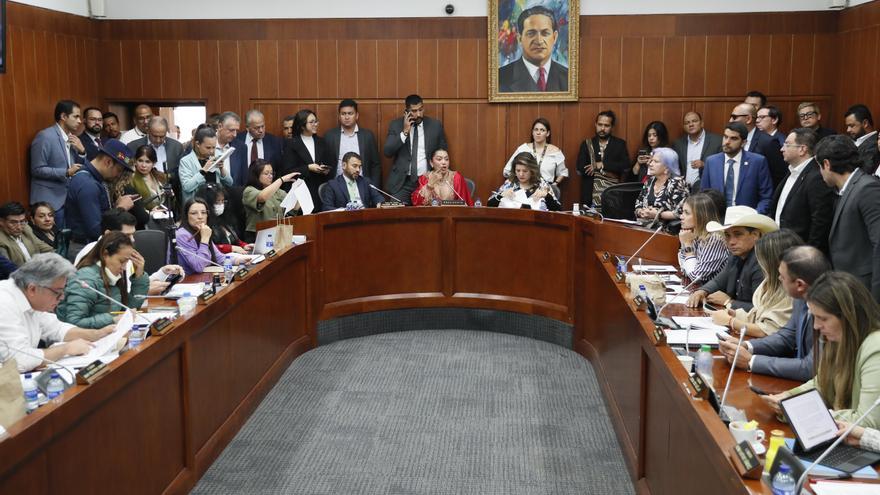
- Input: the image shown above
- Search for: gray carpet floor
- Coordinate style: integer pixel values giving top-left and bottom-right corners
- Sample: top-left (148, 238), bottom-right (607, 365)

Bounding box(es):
top-left (192, 330), bottom-right (635, 495)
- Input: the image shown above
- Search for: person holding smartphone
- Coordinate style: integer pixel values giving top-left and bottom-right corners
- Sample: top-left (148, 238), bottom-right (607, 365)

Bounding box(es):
top-left (279, 109), bottom-right (333, 211)
top-left (383, 94), bottom-right (448, 205)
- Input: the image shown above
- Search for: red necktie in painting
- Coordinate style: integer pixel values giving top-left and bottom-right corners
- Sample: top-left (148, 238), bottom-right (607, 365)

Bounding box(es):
top-left (537, 66), bottom-right (547, 92)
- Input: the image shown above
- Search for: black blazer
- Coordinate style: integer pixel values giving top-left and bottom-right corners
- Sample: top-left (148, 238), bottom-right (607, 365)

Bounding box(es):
top-left (575, 135), bottom-right (630, 177)
top-left (769, 158), bottom-right (835, 256)
top-left (79, 132), bottom-right (102, 161)
top-left (857, 133), bottom-right (880, 174)
top-left (828, 169), bottom-right (880, 301)
top-left (279, 134), bottom-right (333, 210)
top-left (320, 175), bottom-right (384, 211)
top-left (748, 130), bottom-right (787, 189)
top-left (671, 131), bottom-right (723, 180)
top-left (230, 132), bottom-right (283, 186)
top-left (324, 127), bottom-right (381, 188)
top-left (498, 58), bottom-right (569, 93)
top-left (699, 250), bottom-right (763, 311)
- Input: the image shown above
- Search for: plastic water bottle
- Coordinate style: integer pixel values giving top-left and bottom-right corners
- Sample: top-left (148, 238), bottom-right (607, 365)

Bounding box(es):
top-left (431, 197), bottom-right (440, 207)
top-left (266, 233), bottom-right (274, 251)
top-left (638, 284), bottom-right (649, 301)
top-left (771, 463), bottom-right (796, 495)
top-left (572, 203), bottom-right (581, 216)
top-left (177, 292), bottom-right (197, 315)
top-left (23, 373), bottom-right (39, 413)
top-left (46, 372), bottom-right (64, 400)
top-left (128, 324), bottom-right (145, 349)
top-left (695, 345), bottom-right (714, 385)
top-left (617, 259), bottom-right (627, 275)
top-left (474, 197), bottom-right (482, 207)
top-left (223, 255), bottom-right (234, 283)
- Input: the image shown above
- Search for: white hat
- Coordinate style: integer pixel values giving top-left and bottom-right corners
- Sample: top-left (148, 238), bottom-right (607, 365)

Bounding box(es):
top-left (706, 205), bottom-right (779, 233)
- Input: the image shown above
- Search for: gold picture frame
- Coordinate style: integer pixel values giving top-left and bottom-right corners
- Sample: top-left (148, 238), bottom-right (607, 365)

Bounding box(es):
top-left (489, 0), bottom-right (579, 102)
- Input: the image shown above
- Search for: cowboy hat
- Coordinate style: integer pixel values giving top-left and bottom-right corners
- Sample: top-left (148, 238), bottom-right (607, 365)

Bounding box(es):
top-left (706, 205), bottom-right (778, 233)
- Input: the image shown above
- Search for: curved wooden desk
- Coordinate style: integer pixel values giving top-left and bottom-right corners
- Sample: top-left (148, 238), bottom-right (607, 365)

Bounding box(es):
top-left (0, 207), bottom-right (793, 494)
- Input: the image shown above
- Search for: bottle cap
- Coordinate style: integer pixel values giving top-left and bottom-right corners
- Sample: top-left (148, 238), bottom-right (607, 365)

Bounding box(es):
top-left (183, 292), bottom-right (191, 297)
top-left (700, 345), bottom-right (711, 351)
top-left (24, 373), bottom-right (31, 379)
top-left (51, 371), bottom-right (60, 378)
top-left (771, 429), bottom-right (785, 437)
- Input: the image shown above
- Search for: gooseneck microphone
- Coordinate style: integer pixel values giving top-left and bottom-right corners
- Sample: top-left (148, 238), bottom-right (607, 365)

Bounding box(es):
top-left (444, 180), bottom-right (467, 203)
top-left (174, 245), bottom-right (224, 269)
top-left (0, 341), bottom-right (78, 384)
top-left (77, 281), bottom-right (154, 327)
top-left (623, 225), bottom-right (665, 269)
top-left (368, 184), bottom-right (404, 203)
top-left (718, 325), bottom-right (748, 420)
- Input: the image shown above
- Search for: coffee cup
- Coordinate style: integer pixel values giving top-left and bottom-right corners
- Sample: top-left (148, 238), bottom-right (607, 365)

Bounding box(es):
top-left (678, 355), bottom-right (694, 372)
top-left (729, 420), bottom-right (765, 446)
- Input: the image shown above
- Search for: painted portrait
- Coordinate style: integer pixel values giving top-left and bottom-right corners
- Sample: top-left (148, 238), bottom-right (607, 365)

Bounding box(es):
top-left (489, 0), bottom-right (579, 102)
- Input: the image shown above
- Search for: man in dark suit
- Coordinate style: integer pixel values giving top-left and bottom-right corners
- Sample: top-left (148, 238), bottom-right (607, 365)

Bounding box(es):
top-left (320, 152), bottom-right (384, 211)
top-left (770, 128), bottom-right (834, 256)
top-left (79, 107), bottom-right (104, 161)
top-left (718, 246), bottom-right (830, 381)
top-left (498, 6), bottom-right (568, 93)
top-left (126, 117), bottom-right (185, 175)
top-left (844, 104), bottom-right (880, 174)
top-left (383, 94), bottom-right (448, 204)
top-left (701, 122), bottom-right (774, 214)
top-left (730, 103), bottom-right (787, 188)
top-left (671, 111), bottom-right (722, 191)
top-left (817, 134), bottom-right (880, 301)
top-left (324, 99), bottom-right (381, 187)
top-left (756, 105), bottom-right (785, 147)
top-left (230, 109), bottom-right (283, 186)
top-left (575, 110), bottom-right (630, 208)
top-left (797, 102), bottom-right (835, 141)
top-left (30, 100), bottom-right (87, 229)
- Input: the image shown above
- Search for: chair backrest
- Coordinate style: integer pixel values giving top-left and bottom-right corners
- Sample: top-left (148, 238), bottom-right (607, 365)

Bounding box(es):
top-left (317, 182), bottom-right (328, 202)
top-left (600, 182), bottom-right (644, 221)
top-left (549, 183), bottom-right (561, 202)
top-left (464, 178), bottom-right (476, 197)
top-left (133, 229), bottom-right (168, 275)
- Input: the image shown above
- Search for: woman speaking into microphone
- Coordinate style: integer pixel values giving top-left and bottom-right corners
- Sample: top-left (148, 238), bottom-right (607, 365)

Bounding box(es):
top-left (411, 148), bottom-right (473, 206)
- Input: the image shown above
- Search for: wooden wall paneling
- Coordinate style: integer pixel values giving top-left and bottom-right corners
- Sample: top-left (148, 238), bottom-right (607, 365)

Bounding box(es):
top-left (316, 41), bottom-right (339, 100)
top-left (141, 40), bottom-right (162, 98)
top-left (683, 36), bottom-right (707, 97)
top-left (483, 104), bottom-right (508, 196)
top-left (336, 40), bottom-right (357, 99)
top-left (13, 28), bottom-right (36, 162)
top-left (376, 40), bottom-right (398, 98)
top-left (277, 39), bottom-right (298, 99)
top-left (641, 37), bottom-right (664, 97)
top-left (580, 36), bottom-right (601, 97)
top-left (397, 39), bottom-right (419, 98)
top-left (625, 103), bottom-right (643, 154)
top-left (476, 38), bottom-right (489, 100)
top-left (457, 38), bottom-right (481, 99)
top-left (297, 40), bottom-right (319, 99)
top-left (33, 32), bottom-right (50, 114)
top-left (160, 40), bottom-right (182, 98)
top-left (120, 40), bottom-right (144, 98)
top-left (238, 40), bottom-right (259, 113)
top-left (417, 39), bottom-right (438, 98)
top-left (198, 40), bottom-right (221, 113)
top-left (725, 36), bottom-right (750, 96)
top-left (789, 34), bottom-right (814, 96)
top-left (437, 39), bottom-right (459, 98)
top-left (0, 79), bottom-right (11, 200)
top-left (662, 36), bottom-right (685, 97)
top-left (63, 36), bottom-right (80, 103)
top-left (179, 40), bottom-right (202, 98)
top-left (356, 40), bottom-right (379, 99)
top-left (704, 35), bottom-right (728, 96)
top-left (599, 37), bottom-right (622, 97)
top-left (217, 40), bottom-right (241, 112)
top-left (746, 34), bottom-right (772, 95)
top-left (45, 34), bottom-right (61, 100)
top-left (768, 35), bottom-right (794, 97)
top-left (257, 40), bottom-right (280, 99)
top-left (620, 37), bottom-right (643, 97)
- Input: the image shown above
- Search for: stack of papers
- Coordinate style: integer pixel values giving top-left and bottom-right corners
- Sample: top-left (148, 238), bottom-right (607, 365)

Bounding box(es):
top-left (671, 317), bottom-right (728, 331)
top-left (55, 310), bottom-right (135, 368)
top-left (632, 264), bottom-right (678, 273)
top-left (813, 480), bottom-right (880, 494)
top-left (665, 317), bottom-right (729, 345)
top-left (280, 179), bottom-right (314, 215)
top-left (164, 283), bottom-right (206, 298)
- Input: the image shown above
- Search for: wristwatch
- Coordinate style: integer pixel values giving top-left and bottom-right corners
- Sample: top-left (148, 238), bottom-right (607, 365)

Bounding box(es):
top-left (682, 246), bottom-right (695, 255)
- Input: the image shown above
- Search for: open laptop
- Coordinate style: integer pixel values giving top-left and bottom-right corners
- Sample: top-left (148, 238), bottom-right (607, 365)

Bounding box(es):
top-left (780, 389), bottom-right (880, 473)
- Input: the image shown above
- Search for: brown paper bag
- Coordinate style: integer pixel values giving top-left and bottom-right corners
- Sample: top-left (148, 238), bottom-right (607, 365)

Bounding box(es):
top-left (273, 223), bottom-right (294, 251)
top-left (0, 358), bottom-right (27, 429)
top-left (626, 273), bottom-right (667, 305)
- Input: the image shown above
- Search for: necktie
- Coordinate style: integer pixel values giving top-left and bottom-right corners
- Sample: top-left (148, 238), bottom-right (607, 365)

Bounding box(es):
top-left (96, 137), bottom-right (102, 149)
top-left (409, 124), bottom-right (419, 177)
top-left (347, 178), bottom-right (360, 202)
top-left (724, 158), bottom-right (736, 206)
top-left (537, 66), bottom-right (547, 91)
top-left (250, 138), bottom-right (259, 165)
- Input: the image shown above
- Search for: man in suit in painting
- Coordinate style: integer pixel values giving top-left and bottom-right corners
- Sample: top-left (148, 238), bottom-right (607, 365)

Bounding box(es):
top-left (498, 5), bottom-right (568, 93)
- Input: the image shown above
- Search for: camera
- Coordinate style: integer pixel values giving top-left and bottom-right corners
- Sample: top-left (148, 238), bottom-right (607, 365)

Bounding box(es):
top-left (445, 4), bottom-right (454, 15)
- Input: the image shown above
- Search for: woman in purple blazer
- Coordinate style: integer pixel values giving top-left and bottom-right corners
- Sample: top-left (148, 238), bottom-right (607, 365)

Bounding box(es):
top-left (175, 198), bottom-right (248, 274)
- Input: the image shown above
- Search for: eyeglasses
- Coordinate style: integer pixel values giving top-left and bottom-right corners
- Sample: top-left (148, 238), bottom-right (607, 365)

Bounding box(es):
top-left (40, 285), bottom-right (65, 300)
top-left (755, 115), bottom-right (770, 120)
top-left (4, 219), bottom-right (28, 226)
top-left (798, 111), bottom-right (818, 119)
top-left (782, 143), bottom-right (803, 148)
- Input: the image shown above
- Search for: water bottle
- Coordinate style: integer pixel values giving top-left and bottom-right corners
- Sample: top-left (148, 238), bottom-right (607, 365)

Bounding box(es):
top-left (177, 291), bottom-right (197, 315)
top-left (770, 463), bottom-right (796, 495)
top-left (474, 197), bottom-right (482, 207)
top-left (266, 233), bottom-right (274, 251)
top-left (638, 284), bottom-right (649, 301)
top-left (572, 203), bottom-right (581, 216)
top-left (128, 324), bottom-right (145, 349)
top-left (617, 259), bottom-right (627, 275)
top-left (695, 345), bottom-right (714, 386)
top-left (23, 373), bottom-right (39, 413)
top-left (46, 372), bottom-right (64, 400)
top-left (431, 197), bottom-right (440, 207)
top-left (223, 254), bottom-right (234, 284)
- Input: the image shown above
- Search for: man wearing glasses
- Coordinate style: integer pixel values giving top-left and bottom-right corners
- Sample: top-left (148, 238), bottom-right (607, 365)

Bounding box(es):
top-left (729, 102), bottom-right (788, 188)
top-left (796, 102), bottom-right (836, 141)
top-left (119, 104), bottom-right (154, 145)
top-left (0, 202), bottom-right (53, 267)
top-left (0, 253), bottom-right (114, 373)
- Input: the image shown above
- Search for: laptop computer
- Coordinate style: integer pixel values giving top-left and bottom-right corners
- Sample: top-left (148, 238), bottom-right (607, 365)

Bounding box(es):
top-left (780, 389), bottom-right (880, 473)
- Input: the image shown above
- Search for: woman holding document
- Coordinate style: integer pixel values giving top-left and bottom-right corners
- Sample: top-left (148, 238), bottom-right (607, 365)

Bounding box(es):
top-left (178, 125), bottom-right (233, 205)
top-left (411, 148), bottom-right (473, 206)
top-left (242, 159), bottom-right (301, 240)
top-left (761, 272), bottom-right (880, 429)
top-left (488, 152), bottom-right (561, 211)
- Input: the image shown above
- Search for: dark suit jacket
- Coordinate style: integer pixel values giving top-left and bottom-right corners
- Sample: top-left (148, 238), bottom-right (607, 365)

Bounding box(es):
top-left (498, 58), bottom-right (569, 93)
top-left (229, 132), bottom-right (283, 186)
top-left (750, 298), bottom-right (815, 382)
top-left (857, 132), bottom-right (880, 174)
top-left (748, 130), bottom-right (787, 188)
top-left (324, 126), bottom-right (381, 188)
top-left (320, 175), bottom-right (384, 211)
top-left (279, 134), bottom-right (333, 210)
top-left (575, 135), bottom-right (630, 177)
top-left (79, 132), bottom-right (102, 161)
top-left (126, 136), bottom-right (185, 175)
top-left (699, 250), bottom-right (762, 311)
top-left (383, 116), bottom-right (447, 195)
top-left (701, 150), bottom-right (774, 214)
top-left (814, 126), bottom-right (836, 141)
top-left (828, 168), bottom-right (880, 300)
top-left (671, 131), bottom-right (723, 180)
top-left (769, 158), bottom-right (835, 255)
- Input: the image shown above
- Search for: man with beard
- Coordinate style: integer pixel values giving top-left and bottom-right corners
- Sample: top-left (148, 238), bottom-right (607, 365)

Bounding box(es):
top-left (700, 122), bottom-right (774, 214)
top-left (575, 110), bottom-right (630, 208)
top-left (383, 94), bottom-right (447, 204)
top-left (843, 104), bottom-right (880, 174)
top-left (79, 107), bottom-right (104, 161)
top-left (498, 5), bottom-right (568, 93)
top-left (102, 112), bottom-right (122, 140)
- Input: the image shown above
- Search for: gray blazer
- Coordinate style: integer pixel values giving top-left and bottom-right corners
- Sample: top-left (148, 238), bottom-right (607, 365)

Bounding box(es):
top-left (383, 116), bottom-right (447, 194)
top-left (671, 131), bottom-right (723, 181)
top-left (324, 126), bottom-right (382, 187)
top-left (127, 136), bottom-right (185, 175)
top-left (30, 125), bottom-right (81, 210)
top-left (828, 168), bottom-right (880, 300)
top-left (750, 298), bottom-right (815, 382)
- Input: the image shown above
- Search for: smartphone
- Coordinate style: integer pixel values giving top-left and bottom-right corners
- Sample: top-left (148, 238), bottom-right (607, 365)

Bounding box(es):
top-left (161, 273), bottom-right (183, 295)
top-left (749, 385), bottom-right (768, 396)
top-left (716, 332), bottom-right (729, 342)
top-left (703, 302), bottom-right (722, 312)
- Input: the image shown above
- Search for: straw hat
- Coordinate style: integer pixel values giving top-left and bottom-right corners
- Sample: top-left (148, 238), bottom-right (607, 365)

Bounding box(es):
top-left (706, 205), bottom-right (779, 233)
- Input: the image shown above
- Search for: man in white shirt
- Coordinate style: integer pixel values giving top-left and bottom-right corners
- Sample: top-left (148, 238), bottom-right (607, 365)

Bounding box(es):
top-left (0, 253), bottom-right (113, 372)
top-left (671, 111), bottom-right (722, 191)
top-left (215, 111), bottom-right (241, 179)
top-left (119, 104), bottom-right (153, 145)
top-left (844, 103), bottom-right (880, 174)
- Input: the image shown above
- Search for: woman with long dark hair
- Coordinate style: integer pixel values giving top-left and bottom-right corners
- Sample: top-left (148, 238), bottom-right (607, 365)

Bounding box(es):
top-left (631, 121), bottom-right (670, 182)
top-left (175, 198), bottom-right (249, 274)
top-left (279, 109), bottom-right (332, 210)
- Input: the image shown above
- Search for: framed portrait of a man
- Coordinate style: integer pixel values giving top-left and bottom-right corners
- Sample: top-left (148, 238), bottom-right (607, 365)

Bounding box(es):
top-left (489, 0), bottom-right (579, 102)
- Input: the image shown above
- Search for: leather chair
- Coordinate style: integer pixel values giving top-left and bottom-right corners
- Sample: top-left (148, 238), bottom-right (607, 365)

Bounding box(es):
top-left (600, 182), bottom-right (643, 220)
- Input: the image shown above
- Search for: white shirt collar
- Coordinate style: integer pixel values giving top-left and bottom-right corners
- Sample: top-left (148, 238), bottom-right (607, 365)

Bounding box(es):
top-left (788, 156), bottom-right (812, 175)
top-left (341, 125), bottom-right (359, 136)
top-left (688, 130), bottom-right (705, 145)
top-left (56, 123), bottom-right (69, 139)
top-left (245, 133), bottom-right (261, 145)
top-left (839, 170), bottom-right (858, 196)
top-left (343, 174), bottom-right (357, 186)
top-left (521, 57), bottom-right (553, 83)
top-left (746, 128), bottom-right (756, 145)
top-left (725, 150), bottom-right (743, 164)
top-left (855, 130), bottom-right (878, 147)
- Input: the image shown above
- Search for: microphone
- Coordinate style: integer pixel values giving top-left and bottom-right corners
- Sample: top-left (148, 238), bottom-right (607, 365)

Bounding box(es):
top-left (488, 182), bottom-right (511, 201)
top-left (718, 324), bottom-right (748, 421)
top-left (580, 204), bottom-right (604, 221)
top-left (656, 275), bottom-right (704, 323)
top-left (174, 245), bottom-right (224, 269)
top-left (0, 341), bottom-right (77, 384)
top-left (369, 183), bottom-right (404, 203)
top-left (77, 281), bottom-right (154, 327)
top-left (795, 396), bottom-right (880, 494)
top-left (444, 180), bottom-right (467, 203)
top-left (623, 225), bottom-right (665, 270)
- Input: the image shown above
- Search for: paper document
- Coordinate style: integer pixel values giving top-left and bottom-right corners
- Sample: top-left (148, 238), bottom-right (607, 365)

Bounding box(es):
top-left (665, 294), bottom-right (690, 305)
top-left (56, 310), bottom-right (134, 368)
top-left (206, 146), bottom-right (236, 172)
top-left (664, 328), bottom-right (724, 346)
top-left (660, 274), bottom-right (682, 283)
top-left (498, 197), bottom-right (521, 209)
top-left (632, 264), bottom-right (678, 273)
top-left (164, 283), bottom-right (205, 298)
top-left (672, 317), bottom-right (728, 332)
top-left (812, 480), bottom-right (880, 494)
top-left (281, 179), bottom-right (313, 215)
top-left (604, 218), bottom-right (641, 225)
